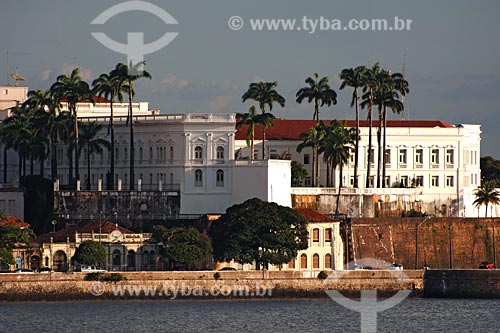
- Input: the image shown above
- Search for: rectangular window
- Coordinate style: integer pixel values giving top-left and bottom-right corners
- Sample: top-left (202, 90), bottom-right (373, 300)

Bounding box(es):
top-left (0, 200), bottom-right (5, 211)
top-left (399, 149), bottom-right (407, 165)
top-left (446, 176), bottom-right (454, 187)
top-left (325, 229), bottom-right (332, 242)
top-left (416, 176), bottom-right (424, 187)
top-left (415, 149), bottom-right (423, 165)
top-left (431, 149), bottom-right (439, 165)
top-left (305, 177), bottom-right (311, 186)
top-left (431, 175), bottom-right (439, 187)
top-left (8, 200), bottom-right (15, 211)
top-left (368, 149), bottom-right (374, 164)
top-left (384, 149), bottom-right (391, 166)
top-left (384, 176), bottom-right (391, 187)
top-left (304, 154), bottom-right (310, 165)
top-left (368, 176), bottom-right (374, 188)
top-left (350, 176), bottom-right (354, 186)
top-left (400, 176), bottom-right (408, 187)
top-left (253, 150), bottom-right (259, 160)
top-left (446, 149), bottom-right (454, 165)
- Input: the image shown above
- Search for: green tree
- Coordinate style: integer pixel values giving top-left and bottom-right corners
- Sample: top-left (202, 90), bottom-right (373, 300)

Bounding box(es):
top-left (291, 160), bottom-right (307, 186)
top-left (50, 68), bottom-right (92, 188)
top-left (242, 81), bottom-right (285, 160)
top-left (473, 180), bottom-right (500, 218)
top-left (92, 71), bottom-right (127, 190)
top-left (481, 156), bottom-right (500, 186)
top-left (340, 66), bottom-right (367, 188)
top-left (74, 240), bottom-right (106, 267)
top-left (78, 121), bottom-right (110, 190)
top-left (153, 226), bottom-right (212, 270)
top-left (210, 198), bottom-right (309, 270)
top-left (0, 224), bottom-right (34, 267)
top-left (110, 61), bottom-right (152, 190)
top-left (236, 105), bottom-right (275, 161)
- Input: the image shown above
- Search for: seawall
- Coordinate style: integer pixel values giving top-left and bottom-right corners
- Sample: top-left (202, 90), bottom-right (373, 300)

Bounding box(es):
top-left (424, 269), bottom-right (500, 298)
top-left (0, 270), bottom-right (423, 302)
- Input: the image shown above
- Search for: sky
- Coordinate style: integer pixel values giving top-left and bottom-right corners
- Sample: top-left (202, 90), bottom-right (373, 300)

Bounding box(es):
top-left (1, 0), bottom-right (500, 156)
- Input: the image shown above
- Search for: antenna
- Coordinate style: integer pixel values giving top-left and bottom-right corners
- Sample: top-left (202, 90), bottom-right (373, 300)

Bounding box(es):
top-left (9, 68), bottom-right (25, 86)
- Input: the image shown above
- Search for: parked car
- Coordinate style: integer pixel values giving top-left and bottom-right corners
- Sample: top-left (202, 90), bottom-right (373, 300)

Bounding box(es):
top-left (353, 265), bottom-right (373, 270)
top-left (387, 263), bottom-right (404, 270)
top-left (78, 265), bottom-right (106, 272)
top-left (13, 268), bottom-right (34, 274)
top-left (479, 261), bottom-right (495, 269)
top-left (38, 267), bottom-right (52, 273)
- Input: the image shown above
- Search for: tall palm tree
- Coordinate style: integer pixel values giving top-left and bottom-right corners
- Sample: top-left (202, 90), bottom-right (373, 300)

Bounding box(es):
top-left (50, 68), bottom-right (92, 188)
top-left (236, 105), bottom-right (275, 161)
top-left (92, 71), bottom-right (127, 190)
top-left (296, 73), bottom-right (337, 187)
top-left (110, 61), bottom-right (151, 190)
top-left (78, 121), bottom-right (111, 190)
top-left (26, 90), bottom-right (64, 180)
top-left (361, 63), bottom-right (382, 188)
top-left (320, 120), bottom-right (356, 215)
top-left (473, 180), bottom-right (500, 218)
top-left (296, 73), bottom-right (337, 123)
top-left (297, 124), bottom-right (325, 187)
top-left (340, 66), bottom-right (367, 188)
top-left (242, 81), bottom-right (285, 160)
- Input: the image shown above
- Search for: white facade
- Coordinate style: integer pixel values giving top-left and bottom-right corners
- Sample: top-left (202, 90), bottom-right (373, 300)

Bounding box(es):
top-left (0, 86), bottom-right (27, 118)
top-left (235, 120), bottom-right (482, 217)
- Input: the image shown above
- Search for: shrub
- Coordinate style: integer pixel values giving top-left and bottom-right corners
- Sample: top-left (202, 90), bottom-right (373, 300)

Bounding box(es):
top-left (214, 272), bottom-right (221, 280)
top-left (317, 270), bottom-right (328, 280)
top-left (84, 272), bottom-right (103, 281)
top-left (102, 273), bottom-right (127, 283)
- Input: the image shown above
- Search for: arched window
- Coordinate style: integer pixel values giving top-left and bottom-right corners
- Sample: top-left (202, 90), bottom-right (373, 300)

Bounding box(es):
top-left (325, 254), bottom-right (332, 269)
top-left (112, 250), bottom-right (121, 266)
top-left (313, 228), bottom-right (320, 242)
top-left (288, 257), bottom-right (295, 269)
top-left (169, 146), bottom-right (174, 159)
top-left (216, 146), bottom-right (224, 159)
top-left (194, 146), bottom-right (203, 159)
top-left (139, 147), bottom-right (143, 161)
top-left (216, 169), bottom-right (224, 187)
top-left (124, 147), bottom-right (128, 160)
top-left (325, 228), bottom-right (332, 242)
top-left (313, 254), bottom-right (320, 269)
top-left (149, 147), bottom-right (153, 160)
top-left (195, 169), bottom-right (203, 187)
top-left (300, 254), bottom-right (307, 269)
top-left (127, 250), bottom-right (135, 269)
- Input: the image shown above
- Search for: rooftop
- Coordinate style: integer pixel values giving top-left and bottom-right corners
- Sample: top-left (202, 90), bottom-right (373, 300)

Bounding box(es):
top-left (235, 119), bottom-right (454, 141)
top-left (294, 208), bottom-right (340, 223)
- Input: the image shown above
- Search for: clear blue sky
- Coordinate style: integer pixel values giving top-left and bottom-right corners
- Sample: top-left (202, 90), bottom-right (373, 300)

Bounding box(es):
top-left (2, 0), bottom-right (499, 156)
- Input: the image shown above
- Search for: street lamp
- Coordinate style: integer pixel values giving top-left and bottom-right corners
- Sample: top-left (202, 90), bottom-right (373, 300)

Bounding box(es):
top-left (415, 215), bottom-right (434, 269)
top-left (51, 220), bottom-right (57, 233)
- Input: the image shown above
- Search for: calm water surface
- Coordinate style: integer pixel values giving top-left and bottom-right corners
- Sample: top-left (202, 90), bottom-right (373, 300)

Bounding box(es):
top-left (0, 298), bottom-right (499, 332)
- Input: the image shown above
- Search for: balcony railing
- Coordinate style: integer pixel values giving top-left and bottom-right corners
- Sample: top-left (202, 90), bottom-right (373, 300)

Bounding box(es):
top-left (291, 187), bottom-right (421, 196)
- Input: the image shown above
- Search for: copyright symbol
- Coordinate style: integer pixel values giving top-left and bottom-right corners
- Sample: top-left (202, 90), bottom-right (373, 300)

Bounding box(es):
top-left (91, 282), bottom-right (105, 297)
top-left (228, 16), bottom-right (244, 30)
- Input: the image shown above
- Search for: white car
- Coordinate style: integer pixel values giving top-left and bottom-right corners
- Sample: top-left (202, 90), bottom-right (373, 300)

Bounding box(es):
top-left (79, 265), bottom-right (106, 272)
top-left (387, 263), bottom-right (403, 270)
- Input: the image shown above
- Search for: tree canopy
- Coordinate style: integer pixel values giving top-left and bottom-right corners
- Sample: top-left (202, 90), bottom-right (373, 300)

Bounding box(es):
top-left (209, 198), bottom-right (309, 270)
top-left (153, 226), bottom-right (212, 270)
top-left (73, 240), bottom-right (106, 267)
top-left (0, 223), bottom-right (34, 267)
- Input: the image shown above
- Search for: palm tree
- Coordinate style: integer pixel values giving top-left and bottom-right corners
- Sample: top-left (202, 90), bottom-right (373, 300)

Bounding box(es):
top-left (78, 121), bottom-right (111, 190)
top-left (473, 180), bottom-right (500, 218)
top-left (242, 81), bottom-right (285, 160)
top-left (340, 66), bottom-right (367, 188)
top-left (26, 90), bottom-right (64, 180)
top-left (361, 63), bottom-right (382, 188)
top-left (320, 120), bottom-right (356, 215)
top-left (296, 73), bottom-right (337, 123)
top-left (92, 71), bottom-right (127, 190)
top-left (110, 61), bottom-right (152, 190)
top-left (297, 124), bottom-right (325, 187)
top-left (236, 105), bottom-right (275, 161)
top-left (50, 68), bottom-right (92, 188)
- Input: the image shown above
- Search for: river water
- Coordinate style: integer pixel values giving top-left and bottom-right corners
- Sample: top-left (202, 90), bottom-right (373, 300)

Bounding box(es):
top-left (0, 298), bottom-right (498, 332)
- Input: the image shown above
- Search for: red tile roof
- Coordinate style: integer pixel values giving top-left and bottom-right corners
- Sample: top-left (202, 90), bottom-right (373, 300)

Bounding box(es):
top-left (294, 208), bottom-right (339, 223)
top-left (60, 96), bottom-right (110, 103)
top-left (235, 119), bottom-right (454, 141)
top-left (0, 216), bottom-right (30, 229)
top-left (36, 221), bottom-right (133, 243)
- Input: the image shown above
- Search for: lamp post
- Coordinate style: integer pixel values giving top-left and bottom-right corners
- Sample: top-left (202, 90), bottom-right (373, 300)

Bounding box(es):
top-left (415, 215), bottom-right (434, 269)
top-left (51, 220), bottom-right (57, 233)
